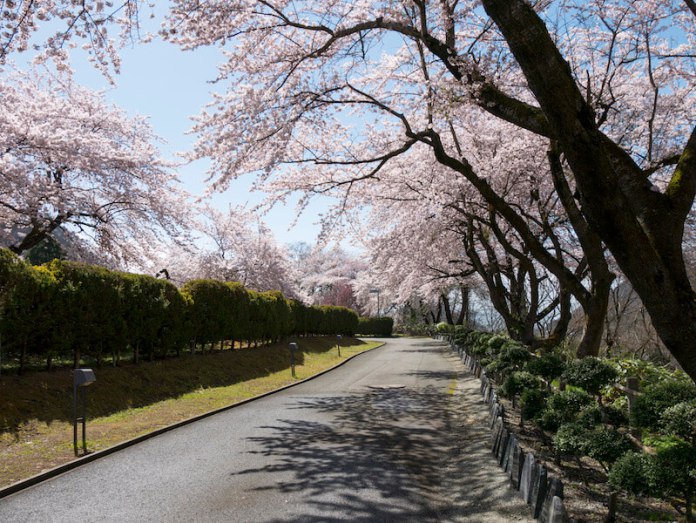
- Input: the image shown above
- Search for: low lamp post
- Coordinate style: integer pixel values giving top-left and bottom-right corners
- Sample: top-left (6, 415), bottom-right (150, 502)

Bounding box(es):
top-left (337, 334), bottom-right (342, 357)
top-left (289, 342), bottom-right (298, 378)
top-left (73, 368), bottom-right (96, 456)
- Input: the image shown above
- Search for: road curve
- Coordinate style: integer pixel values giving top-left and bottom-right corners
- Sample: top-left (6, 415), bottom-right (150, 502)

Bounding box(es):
top-left (0, 337), bottom-right (533, 522)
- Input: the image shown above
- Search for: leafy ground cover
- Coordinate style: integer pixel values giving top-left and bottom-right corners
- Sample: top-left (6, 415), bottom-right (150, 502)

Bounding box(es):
top-left (0, 337), bottom-right (382, 489)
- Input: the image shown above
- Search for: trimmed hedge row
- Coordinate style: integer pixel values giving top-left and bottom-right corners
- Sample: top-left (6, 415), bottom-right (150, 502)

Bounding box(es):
top-left (0, 249), bottom-right (358, 372)
top-left (357, 316), bottom-right (394, 336)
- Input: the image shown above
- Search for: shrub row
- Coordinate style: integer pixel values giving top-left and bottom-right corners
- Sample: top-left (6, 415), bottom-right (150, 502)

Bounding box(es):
top-left (357, 316), bottom-right (394, 336)
top-left (452, 328), bottom-right (696, 520)
top-left (0, 249), bottom-right (359, 372)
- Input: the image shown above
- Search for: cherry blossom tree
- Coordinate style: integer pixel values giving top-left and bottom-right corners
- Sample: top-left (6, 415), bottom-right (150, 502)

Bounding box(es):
top-left (350, 141), bottom-right (580, 347)
top-left (7, 2), bottom-right (693, 373)
top-left (0, 1), bottom-right (148, 77)
top-left (150, 205), bottom-right (299, 296)
top-left (290, 243), bottom-right (366, 308)
top-left (0, 68), bottom-right (191, 265)
top-left (161, 1), bottom-right (696, 379)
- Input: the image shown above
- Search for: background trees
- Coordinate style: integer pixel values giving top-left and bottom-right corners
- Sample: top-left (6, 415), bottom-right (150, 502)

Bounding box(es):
top-left (0, 69), bottom-right (191, 265)
top-left (1, 1), bottom-right (695, 377)
top-left (158, 0), bottom-right (695, 378)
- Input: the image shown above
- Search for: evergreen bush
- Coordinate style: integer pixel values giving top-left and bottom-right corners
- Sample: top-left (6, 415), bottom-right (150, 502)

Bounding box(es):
top-left (562, 357), bottom-right (619, 396)
top-left (632, 381), bottom-right (696, 431)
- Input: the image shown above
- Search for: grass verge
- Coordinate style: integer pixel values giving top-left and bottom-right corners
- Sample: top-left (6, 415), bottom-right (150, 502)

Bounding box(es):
top-left (0, 337), bottom-right (383, 489)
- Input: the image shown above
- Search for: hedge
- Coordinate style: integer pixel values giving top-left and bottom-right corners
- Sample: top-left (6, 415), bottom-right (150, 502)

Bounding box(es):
top-left (0, 248), bottom-right (358, 373)
top-left (357, 316), bottom-right (394, 336)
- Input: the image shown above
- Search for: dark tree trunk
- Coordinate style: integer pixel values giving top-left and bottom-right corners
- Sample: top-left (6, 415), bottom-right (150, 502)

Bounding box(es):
top-left (441, 294), bottom-right (454, 325)
top-left (456, 286), bottom-right (470, 326)
top-left (481, 0), bottom-right (696, 380)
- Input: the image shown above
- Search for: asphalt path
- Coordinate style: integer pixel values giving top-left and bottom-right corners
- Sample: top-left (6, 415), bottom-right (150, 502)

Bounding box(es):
top-left (0, 337), bottom-right (533, 522)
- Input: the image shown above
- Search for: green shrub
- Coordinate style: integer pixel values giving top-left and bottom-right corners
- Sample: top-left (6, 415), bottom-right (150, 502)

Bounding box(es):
top-left (357, 316), bottom-right (394, 336)
top-left (520, 389), bottom-right (548, 421)
top-left (538, 390), bottom-right (593, 432)
top-left (632, 381), bottom-right (696, 431)
top-left (608, 404), bottom-right (629, 426)
top-left (436, 322), bottom-right (453, 333)
top-left (648, 443), bottom-right (696, 514)
top-left (583, 427), bottom-right (634, 469)
top-left (526, 353), bottom-right (566, 382)
top-left (562, 357), bottom-right (619, 396)
top-left (470, 332), bottom-right (495, 356)
top-left (500, 371), bottom-right (542, 399)
top-left (554, 423), bottom-right (588, 456)
top-left (608, 451), bottom-right (652, 496)
top-left (660, 401), bottom-right (696, 443)
top-left (453, 325), bottom-right (472, 336)
top-left (486, 335), bottom-right (508, 355)
top-left (485, 343), bottom-right (532, 380)
top-left (548, 389), bottom-right (593, 418)
top-left (577, 406), bottom-right (603, 428)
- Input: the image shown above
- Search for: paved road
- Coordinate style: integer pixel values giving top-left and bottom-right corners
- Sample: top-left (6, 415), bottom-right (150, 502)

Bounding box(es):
top-left (0, 338), bottom-right (533, 522)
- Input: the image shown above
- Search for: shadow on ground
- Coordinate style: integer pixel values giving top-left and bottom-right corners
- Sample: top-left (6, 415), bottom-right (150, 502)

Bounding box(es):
top-left (230, 354), bottom-right (532, 522)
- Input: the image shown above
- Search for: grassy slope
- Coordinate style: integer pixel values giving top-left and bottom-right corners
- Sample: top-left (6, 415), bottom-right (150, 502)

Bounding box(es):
top-left (0, 337), bottom-right (382, 488)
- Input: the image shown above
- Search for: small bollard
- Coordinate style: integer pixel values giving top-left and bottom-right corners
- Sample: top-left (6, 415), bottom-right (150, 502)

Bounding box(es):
top-left (337, 334), bottom-right (342, 357)
top-left (73, 368), bottom-right (96, 456)
top-left (289, 342), bottom-right (298, 378)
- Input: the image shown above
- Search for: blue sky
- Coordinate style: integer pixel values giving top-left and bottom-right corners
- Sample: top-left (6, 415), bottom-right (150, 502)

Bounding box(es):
top-left (61, 28), bottom-right (333, 249)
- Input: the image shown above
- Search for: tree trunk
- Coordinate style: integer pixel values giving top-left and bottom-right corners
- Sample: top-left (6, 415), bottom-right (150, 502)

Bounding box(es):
top-left (605, 491), bottom-right (618, 523)
top-left (481, 0), bottom-right (696, 380)
top-left (576, 275), bottom-right (612, 358)
top-left (441, 294), bottom-right (455, 325)
top-left (456, 286), bottom-right (470, 326)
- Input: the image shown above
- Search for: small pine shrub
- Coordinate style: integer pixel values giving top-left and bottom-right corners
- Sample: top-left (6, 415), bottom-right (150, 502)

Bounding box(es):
top-left (500, 371), bottom-right (542, 399)
top-left (562, 357), bottom-right (619, 396)
top-left (486, 334), bottom-right (509, 356)
top-left (520, 389), bottom-right (547, 421)
top-left (604, 404), bottom-right (629, 427)
top-left (435, 322), bottom-right (452, 333)
top-left (583, 427), bottom-right (634, 469)
top-left (577, 406), bottom-right (603, 429)
top-left (608, 451), bottom-right (652, 496)
top-left (632, 381), bottom-right (696, 431)
top-left (660, 401), bottom-right (696, 443)
top-left (537, 389), bottom-right (593, 432)
top-left (554, 423), bottom-right (588, 456)
top-left (648, 443), bottom-right (696, 515)
top-left (526, 353), bottom-right (566, 382)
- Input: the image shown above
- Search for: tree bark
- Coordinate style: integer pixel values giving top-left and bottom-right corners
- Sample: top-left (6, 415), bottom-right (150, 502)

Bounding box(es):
top-left (481, 0), bottom-right (696, 380)
top-left (441, 293), bottom-right (454, 325)
top-left (456, 286), bottom-right (470, 326)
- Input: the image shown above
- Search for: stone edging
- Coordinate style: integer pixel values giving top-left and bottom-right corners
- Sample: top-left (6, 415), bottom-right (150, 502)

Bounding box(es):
top-left (439, 335), bottom-right (568, 523)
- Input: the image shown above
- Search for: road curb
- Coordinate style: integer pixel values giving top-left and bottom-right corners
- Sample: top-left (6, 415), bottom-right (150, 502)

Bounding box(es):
top-left (0, 341), bottom-right (387, 500)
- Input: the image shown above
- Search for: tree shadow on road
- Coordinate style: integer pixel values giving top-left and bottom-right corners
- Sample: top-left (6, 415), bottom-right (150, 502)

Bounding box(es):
top-left (229, 379), bottom-right (533, 522)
